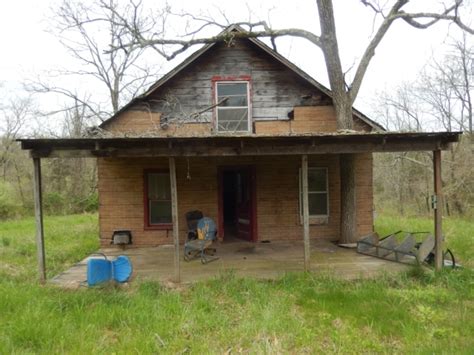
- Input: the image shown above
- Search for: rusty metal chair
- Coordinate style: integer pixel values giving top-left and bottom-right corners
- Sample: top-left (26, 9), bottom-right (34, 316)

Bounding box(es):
top-left (184, 213), bottom-right (218, 264)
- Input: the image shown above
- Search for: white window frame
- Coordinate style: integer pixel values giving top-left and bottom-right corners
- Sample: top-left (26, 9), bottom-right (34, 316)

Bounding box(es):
top-left (299, 167), bottom-right (329, 218)
top-left (215, 81), bottom-right (251, 133)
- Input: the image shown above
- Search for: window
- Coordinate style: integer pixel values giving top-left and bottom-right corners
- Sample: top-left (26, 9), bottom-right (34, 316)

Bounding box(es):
top-left (215, 81), bottom-right (250, 132)
top-left (299, 167), bottom-right (329, 217)
top-left (144, 171), bottom-right (172, 228)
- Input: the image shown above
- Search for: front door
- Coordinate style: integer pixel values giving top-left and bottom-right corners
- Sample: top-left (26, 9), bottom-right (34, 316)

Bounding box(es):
top-left (218, 166), bottom-right (257, 242)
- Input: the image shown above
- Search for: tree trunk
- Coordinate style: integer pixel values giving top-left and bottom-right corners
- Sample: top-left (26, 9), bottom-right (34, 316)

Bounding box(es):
top-left (334, 99), bottom-right (357, 244)
top-left (339, 153), bottom-right (357, 244)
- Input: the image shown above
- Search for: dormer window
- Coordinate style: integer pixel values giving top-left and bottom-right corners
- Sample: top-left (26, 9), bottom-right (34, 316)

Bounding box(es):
top-left (215, 81), bottom-right (250, 132)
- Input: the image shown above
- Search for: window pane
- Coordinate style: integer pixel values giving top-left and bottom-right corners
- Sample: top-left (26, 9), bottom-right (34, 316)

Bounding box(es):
top-left (309, 193), bottom-right (328, 215)
top-left (308, 169), bottom-right (327, 192)
top-left (148, 173), bottom-right (170, 200)
top-left (150, 200), bottom-right (172, 224)
top-left (217, 82), bottom-right (247, 96)
top-left (217, 108), bottom-right (248, 131)
top-left (218, 95), bottom-right (247, 107)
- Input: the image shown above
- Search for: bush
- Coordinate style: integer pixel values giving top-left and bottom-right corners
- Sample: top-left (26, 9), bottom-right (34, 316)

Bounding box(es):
top-left (80, 193), bottom-right (99, 213)
top-left (43, 192), bottom-right (66, 215)
top-left (0, 181), bottom-right (23, 220)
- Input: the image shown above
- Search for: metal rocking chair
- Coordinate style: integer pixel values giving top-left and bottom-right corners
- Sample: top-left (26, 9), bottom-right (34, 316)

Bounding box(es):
top-left (183, 211), bottom-right (218, 264)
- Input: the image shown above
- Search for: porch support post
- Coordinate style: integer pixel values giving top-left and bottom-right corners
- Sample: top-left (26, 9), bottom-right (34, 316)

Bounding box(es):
top-left (302, 154), bottom-right (310, 271)
top-left (433, 150), bottom-right (443, 271)
top-left (169, 157), bottom-right (180, 282)
top-left (33, 157), bottom-right (46, 283)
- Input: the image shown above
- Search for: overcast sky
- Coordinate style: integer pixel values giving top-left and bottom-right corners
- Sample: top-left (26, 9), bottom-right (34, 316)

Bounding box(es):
top-left (0, 0), bottom-right (471, 127)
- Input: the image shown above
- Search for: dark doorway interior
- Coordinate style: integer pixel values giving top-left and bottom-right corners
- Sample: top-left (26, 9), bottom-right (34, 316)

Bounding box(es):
top-left (223, 171), bottom-right (238, 240)
top-left (220, 167), bottom-right (254, 242)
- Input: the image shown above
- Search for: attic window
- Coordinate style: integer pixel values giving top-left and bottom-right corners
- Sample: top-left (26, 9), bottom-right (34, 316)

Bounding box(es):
top-left (215, 82), bottom-right (250, 132)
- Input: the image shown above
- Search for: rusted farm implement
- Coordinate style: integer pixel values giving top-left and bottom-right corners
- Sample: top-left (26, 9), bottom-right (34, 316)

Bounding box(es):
top-left (357, 231), bottom-right (457, 268)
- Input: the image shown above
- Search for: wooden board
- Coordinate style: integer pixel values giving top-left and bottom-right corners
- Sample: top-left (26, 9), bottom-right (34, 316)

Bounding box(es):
top-left (394, 234), bottom-right (416, 262)
top-left (377, 235), bottom-right (397, 258)
top-left (417, 235), bottom-right (435, 263)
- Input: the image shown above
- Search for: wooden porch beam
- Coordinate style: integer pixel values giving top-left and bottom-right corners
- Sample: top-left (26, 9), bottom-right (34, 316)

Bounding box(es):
top-left (29, 141), bottom-right (453, 159)
top-left (433, 150), bottom-right (443, 271)
top-left (33, 157), bottom-right (46, 283)
top-left (169, 157), bottom-right (180, 282)
top-left (301, 154), bottom-right (310, 271)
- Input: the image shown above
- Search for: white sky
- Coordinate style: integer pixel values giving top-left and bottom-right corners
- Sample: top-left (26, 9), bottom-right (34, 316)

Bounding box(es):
top-left (0, 0), bottom-right (471, 128)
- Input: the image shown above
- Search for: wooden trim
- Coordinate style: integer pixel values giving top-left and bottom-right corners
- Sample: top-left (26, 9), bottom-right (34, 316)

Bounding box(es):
top-left (33, 158), bottom-right (46, 283)
top-left (143, 169), bottom-right (173, 230)
top-left (144, 223), bottom-right (173, 231)
top-left (169, 157), bottom-right (180, 282)
top-left (301, 155), bottom-right (310, 271)
top-left (433, 150), bottom-right (443, 271)
top-left (250, 165), bottom-right (258, 242)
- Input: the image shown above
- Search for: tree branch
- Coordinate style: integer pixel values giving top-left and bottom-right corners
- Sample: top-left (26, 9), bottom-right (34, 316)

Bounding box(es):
top-left (350, 0), bottom-right (408, 103)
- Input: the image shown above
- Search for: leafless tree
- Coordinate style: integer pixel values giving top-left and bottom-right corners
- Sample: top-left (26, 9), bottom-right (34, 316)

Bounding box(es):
top-left (105, 0), bottom-right (473, 243)
top-left (0, 95), bottom-right (37, 207)
top-left (0, 96), bottom-right (34, 179)
top-left (374, 35), bottom-right (474, 216)
top-left (375, 83), bottom-right (424, 131)
top-left (27, 0), bottom-right (161, 124)
top-left (422, 34), bottom-right (473, 133)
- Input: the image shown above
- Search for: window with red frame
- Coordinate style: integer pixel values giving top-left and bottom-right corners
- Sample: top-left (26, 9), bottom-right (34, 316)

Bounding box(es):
top-left (215, 81), bottom-right (250, 132)
top-left (145, 171), bottom-right (172, 226)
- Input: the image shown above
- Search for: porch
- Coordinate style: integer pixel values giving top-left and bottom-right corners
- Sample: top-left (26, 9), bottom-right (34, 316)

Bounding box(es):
top-left (51, 240), bottom-right (409, 288)
top-left (18, 131), bottom-right (461, 284)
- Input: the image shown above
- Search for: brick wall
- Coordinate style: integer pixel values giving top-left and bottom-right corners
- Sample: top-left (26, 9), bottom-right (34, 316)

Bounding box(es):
top-left (98, 153), bottom-right (373, 246)
top-left (104, 105), bottom-right (372, 136)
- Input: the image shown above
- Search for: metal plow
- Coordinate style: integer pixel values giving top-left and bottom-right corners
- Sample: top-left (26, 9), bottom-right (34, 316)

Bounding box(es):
top-left (357, 231), bottom-right (457, 268)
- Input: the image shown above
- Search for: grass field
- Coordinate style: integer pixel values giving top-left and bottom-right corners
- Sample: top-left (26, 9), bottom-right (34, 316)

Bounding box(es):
top-left (0, 213), bottom-right (473, 353)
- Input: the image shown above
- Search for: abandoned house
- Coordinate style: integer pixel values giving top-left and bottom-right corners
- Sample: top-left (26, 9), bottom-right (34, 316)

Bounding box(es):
top-left (19, 25), bottom-right (460, 283)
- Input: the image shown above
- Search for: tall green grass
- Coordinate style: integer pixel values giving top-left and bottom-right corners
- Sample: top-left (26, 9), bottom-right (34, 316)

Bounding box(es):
top-left (0, 214), bottom-right (98, 281)
top-left (0, 270), bottom-right (472, 353)
top-left (0, 213), bottom-right (473, 353)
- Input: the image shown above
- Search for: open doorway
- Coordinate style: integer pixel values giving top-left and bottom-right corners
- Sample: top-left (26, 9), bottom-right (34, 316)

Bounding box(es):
top-left (218, 166), bottom-right (257, 242)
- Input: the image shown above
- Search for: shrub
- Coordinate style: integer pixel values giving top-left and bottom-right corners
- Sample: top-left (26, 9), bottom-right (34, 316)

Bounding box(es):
top-left (43, 192), bottom-right (66, 215)
top-left (80, 193), bottom-right (99, 213)
top-left (0, 181), bottom-right (23, 220)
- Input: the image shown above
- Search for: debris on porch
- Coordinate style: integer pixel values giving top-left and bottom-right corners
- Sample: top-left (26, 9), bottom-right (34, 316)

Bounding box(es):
top-left (51, 240), bottom-right (409, 289)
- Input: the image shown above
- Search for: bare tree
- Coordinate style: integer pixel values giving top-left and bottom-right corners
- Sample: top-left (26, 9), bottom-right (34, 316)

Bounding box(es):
top-left (426, 34), bottom-right (473, 133)
top-left (0, 96), bottom-right (34, 179)
top-left (0, 95), bottom-right (37, 208)
top-left (105, 0), bottom-right (473, 243)
top-left (375, 83), bottom-right (424, 131)
top-left (27, 0), bottom-right (161, 125)
top-left (374, 35), bottom-right (474, 216)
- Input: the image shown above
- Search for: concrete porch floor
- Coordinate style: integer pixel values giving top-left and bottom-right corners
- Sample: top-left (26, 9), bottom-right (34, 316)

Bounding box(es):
top-left (51, 240), bottom-right (410, 288)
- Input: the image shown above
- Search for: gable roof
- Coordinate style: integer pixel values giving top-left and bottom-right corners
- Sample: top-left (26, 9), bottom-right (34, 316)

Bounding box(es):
top-left (100, 25), bottom-right (384, 131)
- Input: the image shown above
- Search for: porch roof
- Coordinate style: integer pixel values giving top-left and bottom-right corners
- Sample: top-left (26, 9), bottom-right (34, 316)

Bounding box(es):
top-left (18, 131), bottom-right (461, 158)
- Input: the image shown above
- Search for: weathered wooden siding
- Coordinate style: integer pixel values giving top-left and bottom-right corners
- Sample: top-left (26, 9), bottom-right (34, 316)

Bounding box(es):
top-left (103, 38), bottom-right (373, 135)
top-left (97, 154), bottom-right (373, 246)
top-left (145, 39), bottom-right (330, 121)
